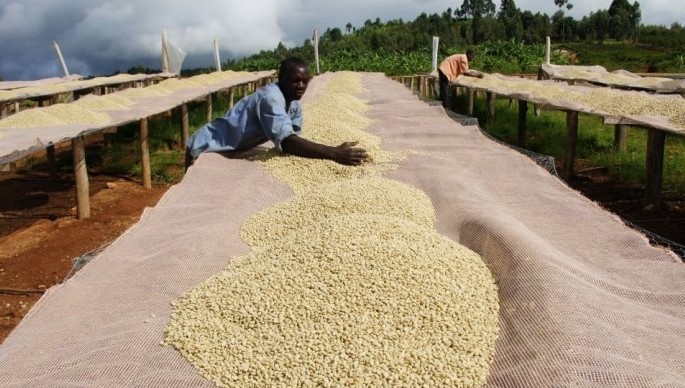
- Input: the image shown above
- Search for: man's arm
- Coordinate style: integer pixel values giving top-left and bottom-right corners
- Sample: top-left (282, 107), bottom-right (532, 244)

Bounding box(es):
top-left (281, 135), bottom-right (368, 166)
top-left (464, 70), bottom-right (484, 78)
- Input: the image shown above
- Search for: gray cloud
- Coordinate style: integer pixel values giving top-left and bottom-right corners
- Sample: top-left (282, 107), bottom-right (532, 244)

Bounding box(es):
top-left (0, 0), bottom-right (681, 80)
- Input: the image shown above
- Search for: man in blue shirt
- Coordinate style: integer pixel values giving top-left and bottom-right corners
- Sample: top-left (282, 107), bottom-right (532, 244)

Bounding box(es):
top-left (185, 57), bottom-right (367, 168)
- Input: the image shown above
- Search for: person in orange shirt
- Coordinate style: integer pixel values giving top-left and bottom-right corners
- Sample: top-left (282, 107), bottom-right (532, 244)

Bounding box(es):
top-left (438, 49), bottom-right (483, 107)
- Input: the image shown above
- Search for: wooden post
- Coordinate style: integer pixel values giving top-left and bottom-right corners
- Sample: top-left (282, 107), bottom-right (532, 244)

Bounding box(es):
top-left (467, 89), bottom-right (475, 116)
top-left (46, 144), bottom-right (58, 180)
top-left (180, 103), bottom-right (189, 148)
top-left (140, 118), bottom-right (151, 190)
top-left (410, 76), bottom-right (415, 93)
top-left (0, 103), bottom-right (6, 119)
top-left (72, 136), bottom-right (90, 219)
top-left (562, 111), bottom-right (579, 182)
top-left (534, 67), bottom-right (543, 117)
top-left (418, 75), bottom-right (425, 97)
top-left (206, 93), bottom-right (213, 122)
top-left (228, 87), bottom-right (235, 109)
top-left (645, 128), bottom-right (666, 209)
top-left (486, 92), bottom-right (496, 127)
top-left (518, 99), bottom-right (528, 147)
top-left (614, 124), bottom-right (627, 152)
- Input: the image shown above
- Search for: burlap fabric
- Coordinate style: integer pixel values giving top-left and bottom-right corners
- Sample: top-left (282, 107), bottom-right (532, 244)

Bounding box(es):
top-left (0, 71), bottom-right (275, 164)
top-left (0, 73), bottom-right (683, 387)
top-left (455, 73), bottom-right (685, 135)
top-left (541, 63), bottom-right (685, 93)
top-left (0, 73), bottom-right (178, 103)
top-left (0, 75), bottom-right (83, 91)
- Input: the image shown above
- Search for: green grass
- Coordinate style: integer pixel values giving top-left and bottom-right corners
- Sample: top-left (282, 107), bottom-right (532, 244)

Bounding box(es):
top-left (452, 93), bottom-right (685, 193)
top-left (98, 87), bottom-right (247, 184)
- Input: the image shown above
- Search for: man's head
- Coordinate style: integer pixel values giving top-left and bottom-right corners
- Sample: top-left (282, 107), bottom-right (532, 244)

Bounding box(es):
top-left (466, 49), bottom-right (475, 62)
top-left (278, 57), bottom-right (310, 102)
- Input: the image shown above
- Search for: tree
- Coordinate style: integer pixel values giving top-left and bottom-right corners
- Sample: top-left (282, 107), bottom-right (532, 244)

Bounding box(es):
top-left (584, 10), bottom-right (610, 42)
top-left (521, 11), bottom-right (551, 43)
top-left (457, 0), bottom-right (497, 43)
top-left (345, 22), bottom-right (353, 34)
top-left (553, 0), bottom-right (573, 42)
top-left (608, 0), bottom-right (641, 41)
top-left (328, 28), bottom-right (343, 41)
top-left (498, 0), bottom-right (523, 40)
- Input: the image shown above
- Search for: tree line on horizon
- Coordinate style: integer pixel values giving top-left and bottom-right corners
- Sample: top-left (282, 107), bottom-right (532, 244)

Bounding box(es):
top-left (223, 0), bottom-right (683, 73)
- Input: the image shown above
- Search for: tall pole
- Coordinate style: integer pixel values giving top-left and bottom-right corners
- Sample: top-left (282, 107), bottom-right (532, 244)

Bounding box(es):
top-left (213, 37), bottom-right (221, 71)
top-left (432, 36), bottom-right (440, 73)
top-left (53, 41), bottom-right (70, 77)
top-left (313, 28), bottom-right (320, 75)
top-left (545, 36), bottom-right (551, 65)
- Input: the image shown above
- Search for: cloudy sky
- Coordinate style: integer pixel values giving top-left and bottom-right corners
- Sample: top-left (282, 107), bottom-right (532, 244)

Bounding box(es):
top-left (0, 0), bottom-right (681, 80)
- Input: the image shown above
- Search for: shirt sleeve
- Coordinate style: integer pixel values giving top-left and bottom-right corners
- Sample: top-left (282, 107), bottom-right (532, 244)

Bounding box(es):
top-left (460, 56), bottom-right (469, 74)
top-left (257, 94), bottom-right (297, 152)
top-left (290, 102), bottom-right (303, 132)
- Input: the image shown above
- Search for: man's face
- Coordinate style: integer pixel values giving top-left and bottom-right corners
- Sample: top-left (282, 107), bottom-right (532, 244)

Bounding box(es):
top-left (282, 66), bottom-right (310, 101)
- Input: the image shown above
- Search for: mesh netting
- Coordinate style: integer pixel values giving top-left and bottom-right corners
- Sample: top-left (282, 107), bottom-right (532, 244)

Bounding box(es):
top-left (440, 103), bottom-right (684, 263)
top-left (0, 73), bottom-right (683, 387)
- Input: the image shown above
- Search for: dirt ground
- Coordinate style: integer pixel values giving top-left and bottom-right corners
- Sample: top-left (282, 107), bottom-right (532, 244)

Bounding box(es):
top-left (0, 167), bottom-right (168, 343)
top-left (1, 153), bottom-right (683, 345)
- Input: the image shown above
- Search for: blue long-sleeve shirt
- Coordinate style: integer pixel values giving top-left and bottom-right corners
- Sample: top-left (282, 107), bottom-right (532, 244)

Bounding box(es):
top-left (186, 83), bottom-right (302, 158)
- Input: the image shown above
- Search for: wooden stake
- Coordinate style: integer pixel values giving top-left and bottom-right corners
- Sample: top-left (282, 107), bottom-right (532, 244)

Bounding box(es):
top-left (206, 93), bottom-right (213, 122)
top-left (72, 136), bottom-right (90, 219)
top-left (180, 103), bottom-right (189, 148)
top-left (518, 99), bottom-right (528, 147)
top-left (140, 118), bottom-right (151, 190)
top-left (228, 87), bottom-right (235, 109)
top-left (486, 92), bottom-right (495, 127)
top-left (562, 111), bottom-right (579, 182)
top-left (645, 128), bottom-right (666, 209)
top-left (614, 124), bottom-right (627, 152)
top-left (47, 144), bottom-right (58, 180)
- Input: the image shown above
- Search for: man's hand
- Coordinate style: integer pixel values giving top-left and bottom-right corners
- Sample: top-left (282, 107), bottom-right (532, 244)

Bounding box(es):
top-left (332, 141), bottom-right (368, 166)
top-left (281, 135), bottom-right (368, 166)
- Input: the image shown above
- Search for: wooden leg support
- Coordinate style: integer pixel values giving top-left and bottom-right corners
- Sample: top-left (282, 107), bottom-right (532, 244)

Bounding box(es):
top-left (228, 87), bottom-right (235, 109)
top-left (486, 92), bottom-right (495, 127)
top-left (206, 93), bottom-right (213, 122)
top-left (47, 144), bottom-right (58, 180)
top-left (180, 103), bottom-right (189, 148)
top-left (562, 111), bottom-right (579, 182)
top-left (614, 124), bottom-right (627, 152)
top-left (518, 99), bottom-right (528, 147)
top-left (140, 118), bottom-right (151, 190)
top-left (645, 129), bottom-right (666, 210)
top-left (72, 136), bottom-right (90, 219)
